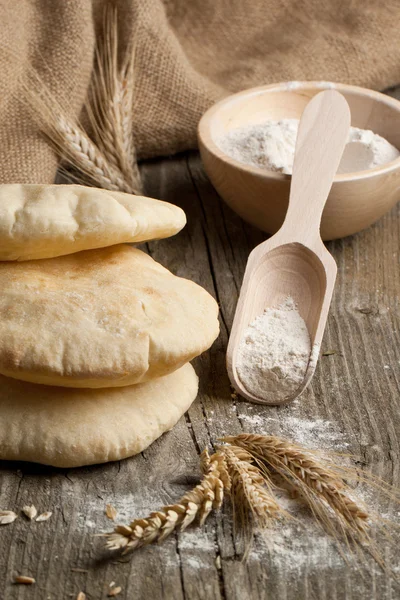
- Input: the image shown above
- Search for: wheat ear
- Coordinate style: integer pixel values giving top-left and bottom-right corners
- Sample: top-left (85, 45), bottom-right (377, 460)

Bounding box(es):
top-left (221, 434), bottom-right (369, 540)
top-left (220, 445), bottom-right (282, 537)
top-left (23, 70), bottom-right (135, 193)
top-left (86, 4), bottom-right (141, 193)
top-left (53, 118), bottom-right (133, 193)
top-left (22, 6), bottom-right (141, 195)
top-left (106, 450), bottom-right (227, 553)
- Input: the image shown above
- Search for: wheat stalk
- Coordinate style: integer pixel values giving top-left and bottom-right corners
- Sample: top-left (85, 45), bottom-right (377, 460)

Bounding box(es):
top-left (22, 7), bottom-right (141, 195)
top-left (221, 434), bottom-right (369, 540)
top-left (105, 445), bottom-right (283, 555)
top-left (86, 4), bottom-right (141, 192)
top-left (23, 70), bottom-right (135, 193)
top-left (106, 450), bottom-right (227, 553)
top-left (220, 446), bottom-right (282, 536)
top-left (104, 435), bottom-right (396, 573)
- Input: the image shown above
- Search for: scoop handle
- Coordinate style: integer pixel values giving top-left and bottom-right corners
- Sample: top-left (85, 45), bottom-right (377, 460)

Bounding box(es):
top-left (281, 90), bottom-right (351, 246)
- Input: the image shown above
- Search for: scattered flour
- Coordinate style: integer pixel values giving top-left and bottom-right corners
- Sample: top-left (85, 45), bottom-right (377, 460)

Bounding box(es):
top-left (217, 118), bottom-right (400, 174)
top-left (238, 413), bottom-right (349, 450)
top-left (178, 529), bottom-right (216, 552)
top-left (84, 519), bottom-right (96, 529)
top-left (236, 297), bottom-right (310, 402)
top-left (177, 529), bottom-right (217, 570)
top-left (248, 521), bottom-right (345, 573)
top-left (66, 452), bottom-right (398, 579)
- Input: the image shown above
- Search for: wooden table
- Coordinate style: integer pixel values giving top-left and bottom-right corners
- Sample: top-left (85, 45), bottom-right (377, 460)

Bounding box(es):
top-left (1, 134), bottom-right (399, 599)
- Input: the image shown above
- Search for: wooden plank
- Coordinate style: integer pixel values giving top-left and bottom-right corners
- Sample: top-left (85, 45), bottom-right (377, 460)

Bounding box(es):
top-left (186, 152), bottom-right (400, 600)
top-left (0, 150), bottom-right (399, 600)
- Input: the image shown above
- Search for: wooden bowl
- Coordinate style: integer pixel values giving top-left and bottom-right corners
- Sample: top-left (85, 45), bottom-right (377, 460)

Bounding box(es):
top-left (198, 82), bottom-right (400, 240)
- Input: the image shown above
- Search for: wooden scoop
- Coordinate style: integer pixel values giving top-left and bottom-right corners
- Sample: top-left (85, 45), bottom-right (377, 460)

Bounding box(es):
top-left (226, 90), bottom-right (351, 404)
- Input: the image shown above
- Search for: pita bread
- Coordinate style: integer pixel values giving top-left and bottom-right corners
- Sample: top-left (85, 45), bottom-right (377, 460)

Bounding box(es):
top-left (0, 245), bottom-right (219, 387)
top-left (0, 184), bottom-right (186, 260)
top-left (0, 363), bottom-right (198, 468)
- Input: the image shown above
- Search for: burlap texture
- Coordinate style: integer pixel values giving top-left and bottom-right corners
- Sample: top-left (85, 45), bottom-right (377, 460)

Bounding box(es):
top-left (1, 0), bottom-right (400, 184)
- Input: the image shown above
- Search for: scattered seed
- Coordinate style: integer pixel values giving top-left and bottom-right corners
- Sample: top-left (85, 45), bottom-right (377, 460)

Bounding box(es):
top-left (322, 350), bottom-right (337, 356)
top-left (14, 575), bottom-right (35, 585)
top-left (36, 511), bottom-right (52, 522)
top-left (109, 581), bottom-right (116, 587)
top-left (108, 586), bottom-right (122, 597)
top-left (0, 510), bottom-right (18, 525)
top-left (71, 568), bottom-right (89, 574)
top-left (76, 593), bottom-right (86, 600)
top-left (105, 504), bottom-right (118, 521)
top-left (215, 555), bottom-right (221, 569)
top-left (358, 306), bottom-right (375, 315)
top-left (22, 505), bottom-right (37, 520)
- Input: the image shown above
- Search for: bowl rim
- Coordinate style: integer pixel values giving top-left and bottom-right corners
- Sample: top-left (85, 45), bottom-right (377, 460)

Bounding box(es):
top-left (198, 81), bottom-right (400, 182)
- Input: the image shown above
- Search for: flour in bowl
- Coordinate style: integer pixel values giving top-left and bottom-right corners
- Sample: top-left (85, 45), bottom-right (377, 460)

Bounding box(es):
top-left (236, 297), bottom-right (311, 402)
top-left (217, 118), bottom-right (400, 174)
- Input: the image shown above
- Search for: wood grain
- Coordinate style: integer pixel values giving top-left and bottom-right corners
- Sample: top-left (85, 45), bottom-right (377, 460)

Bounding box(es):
top-left (0, 149), bottom-right (399, 599)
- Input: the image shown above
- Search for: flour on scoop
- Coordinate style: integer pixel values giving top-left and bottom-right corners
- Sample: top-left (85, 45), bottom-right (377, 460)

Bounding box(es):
top-left (236, 297), bottom-right (310, 402)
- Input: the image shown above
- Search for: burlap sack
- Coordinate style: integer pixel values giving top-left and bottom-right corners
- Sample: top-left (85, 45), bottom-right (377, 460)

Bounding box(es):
top-left (1, 0), bottom-right (400, 184)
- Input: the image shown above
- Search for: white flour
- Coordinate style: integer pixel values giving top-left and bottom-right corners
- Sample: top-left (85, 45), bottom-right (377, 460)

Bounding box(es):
top-left (217, 118), bottom-right (400, 174)
top-left (236, 297), bottom-right (310, 402)
top-left (238, 413), bottom-right (349, 450)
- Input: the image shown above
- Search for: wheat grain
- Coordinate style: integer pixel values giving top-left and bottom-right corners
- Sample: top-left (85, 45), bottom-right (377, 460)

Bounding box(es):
top-left (71, 568), bottom-right (89, 574)
top-left (22, 505), bottom-right (37, 520)
top-left (105, 504), bottom-right (118, 521)
top-left (108, 586), bottom-right (122, 597)
top-left (201, 449), bottom-right (231, 498)
top-left (200, 447), bottom-right (211, 473)
top-left (76, 593), bottom-right (86, 600)
top-left (36, 511), bottom-right (52, 522)
top-left (0, 510), bottom-right (17, 525)
top-left (14, 575), bottom-right (35, 585)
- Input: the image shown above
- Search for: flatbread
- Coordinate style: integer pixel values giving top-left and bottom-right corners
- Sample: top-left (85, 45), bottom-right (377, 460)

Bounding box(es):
top-left (0, 184), bottom-right (186, 260)
top-left (0, 363), bottom-right (198, 468)
top-left (0, 245), bottom-right (219, 387)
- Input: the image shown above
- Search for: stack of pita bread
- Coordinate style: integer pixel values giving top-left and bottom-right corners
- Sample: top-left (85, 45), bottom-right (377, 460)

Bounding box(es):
top-left (0, 184), bottom-right (219, 468)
